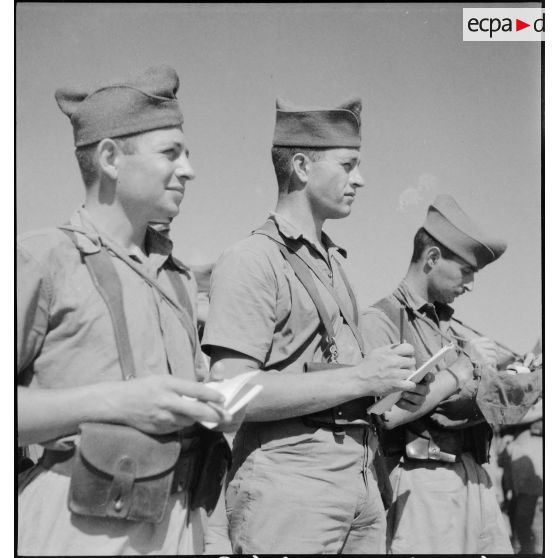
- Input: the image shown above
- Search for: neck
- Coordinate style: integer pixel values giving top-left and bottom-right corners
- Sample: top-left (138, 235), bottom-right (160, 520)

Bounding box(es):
top-left (404, 263), bottom-right (433, 303)
top-left (84, 189), bottom-right (148, 253)
top-left (275, 192), bottom-right (325, 248)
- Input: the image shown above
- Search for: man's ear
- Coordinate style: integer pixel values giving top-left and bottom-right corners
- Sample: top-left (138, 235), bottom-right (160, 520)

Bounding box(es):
top-left (291, 153), bottom-right (311, 184)
top-left (97, 139), bottom-right (120, 181)
top-left (425, 246), bottom-right (442, 267)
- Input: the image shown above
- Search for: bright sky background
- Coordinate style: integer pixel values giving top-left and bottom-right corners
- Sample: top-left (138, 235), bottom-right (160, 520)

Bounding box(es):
top-left (16, 2), bottom-right (541, 354)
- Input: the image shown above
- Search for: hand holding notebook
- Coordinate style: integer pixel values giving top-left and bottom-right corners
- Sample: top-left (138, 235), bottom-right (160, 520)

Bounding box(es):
top-left (367, 344), bottom-right (455, 415)
top-left (184, 370), bottom-right (263, 429)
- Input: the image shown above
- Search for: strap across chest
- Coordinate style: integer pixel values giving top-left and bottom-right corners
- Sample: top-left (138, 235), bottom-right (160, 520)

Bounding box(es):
top-left (60, 227), bottom-right (197, 381)
top-left (253, 220), bottom-right (365, 360)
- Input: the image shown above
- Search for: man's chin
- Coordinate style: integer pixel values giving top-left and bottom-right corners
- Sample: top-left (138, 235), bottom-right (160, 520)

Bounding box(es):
top-left (447, 291), bottom-right (466, 303)
top-left (155, 206), bottom-right (180, 221)
top-left (327, 207), bottom-right (352, 220)
top-left (438, 292), bottom-right (457, 304)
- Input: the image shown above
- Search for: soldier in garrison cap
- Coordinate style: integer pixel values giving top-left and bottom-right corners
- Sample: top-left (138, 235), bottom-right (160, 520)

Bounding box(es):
top-left (17, 65), bottom-right (234, 555)
top-left (201, 98), bottom-right (431, 553)
top-left (360, 194), bottom-right (542, 554)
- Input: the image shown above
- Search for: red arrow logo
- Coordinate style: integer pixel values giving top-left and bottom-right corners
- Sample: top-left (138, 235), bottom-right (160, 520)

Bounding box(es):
top-left (516, 19), bottom-right (530, 31)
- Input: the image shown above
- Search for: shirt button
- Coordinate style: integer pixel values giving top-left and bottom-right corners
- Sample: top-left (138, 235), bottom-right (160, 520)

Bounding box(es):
top-left (328, 271), bottom-right (333, 279)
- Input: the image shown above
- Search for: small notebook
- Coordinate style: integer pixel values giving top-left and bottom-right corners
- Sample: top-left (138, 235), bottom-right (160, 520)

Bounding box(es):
top-left (367, 343), bottom-right (455, 415)
top-left (193, 370), bottom-right (263, 429)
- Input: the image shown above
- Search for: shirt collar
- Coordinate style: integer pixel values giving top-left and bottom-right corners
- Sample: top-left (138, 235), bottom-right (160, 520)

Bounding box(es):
top-left (395, 278), bottom-right (455, 321)
top-left (66, 208), bottom-right (103, 255)
top-left (68, 208), bottom-right (180, 271)
top-left (268, 212), bottom-right (347, 258)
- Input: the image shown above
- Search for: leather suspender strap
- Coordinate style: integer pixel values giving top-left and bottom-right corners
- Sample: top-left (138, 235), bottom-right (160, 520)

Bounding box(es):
top-left (278, 243), bottom-right (339, 360)
top-left (374, 297), bottom-right (413, 347)
top-left (127, 265), bottom-right (197, 350)
top-left (165, 267), bottom-right (194, 320)
top-left (374, 296), bottom-right (442, 369)
top-left (333, 256), bottom-right (360, 327)
top-left (60, 225), bottom-right (198, 351)
top-left (253, 221), bottom-right (365, 357)
top-left (61, 229), bottom-right (136, 381)
top-left (375, 294), bottom-right (473, 363)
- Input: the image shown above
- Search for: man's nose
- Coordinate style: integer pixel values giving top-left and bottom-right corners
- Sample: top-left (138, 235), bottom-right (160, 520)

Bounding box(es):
top-left (350, 166), bottom-right (365, 189)
top-left (175, 153), bottom-right (196, 181)
top-left (463, 274), bottom-right (475, 292)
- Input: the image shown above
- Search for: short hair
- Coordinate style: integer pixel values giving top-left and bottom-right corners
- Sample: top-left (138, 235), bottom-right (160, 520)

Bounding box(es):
top-left (74, 133), bottom-right (139, 187)
top-left (411, 227), bottom-right (456, 263)
top-left (270, 146), bottom-right (326, 192)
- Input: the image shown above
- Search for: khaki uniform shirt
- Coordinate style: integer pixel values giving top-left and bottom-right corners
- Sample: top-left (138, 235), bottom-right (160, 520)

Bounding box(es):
top-left (360, 279), bottom-right (542, 427)
top-left (202, 212), bottom-right (362, 370)
top-left (201, 213), bottom-right (383, 554)
top-left (17, 207), bottom-right (207, 555)
top-left (18, 208), bottom-right (206, 391)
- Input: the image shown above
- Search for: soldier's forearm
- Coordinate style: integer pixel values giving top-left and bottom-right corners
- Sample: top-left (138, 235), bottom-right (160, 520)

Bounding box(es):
top-left (17, 384), bottom-right (123, 445)
top-left (243, 368), bottom-right (366, 421)
top-left (382, 369), bottom-right (463, 429)
top-left (208, 349), bottom-right (365, 422)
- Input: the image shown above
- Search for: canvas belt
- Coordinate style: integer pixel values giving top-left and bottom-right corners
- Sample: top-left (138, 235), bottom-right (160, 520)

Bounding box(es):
top-left (383, 425), bottom-right (477, 460)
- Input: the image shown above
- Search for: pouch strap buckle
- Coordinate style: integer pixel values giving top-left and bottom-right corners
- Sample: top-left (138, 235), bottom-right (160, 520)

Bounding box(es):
top-left (107, 456), bottom-right (137, 518)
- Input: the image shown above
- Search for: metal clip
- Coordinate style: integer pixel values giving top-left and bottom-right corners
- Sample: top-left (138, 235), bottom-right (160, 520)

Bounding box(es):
top-left (332, 427), bottom-right (346, 438)
top-left (328, 337), bottom-right (339, 364)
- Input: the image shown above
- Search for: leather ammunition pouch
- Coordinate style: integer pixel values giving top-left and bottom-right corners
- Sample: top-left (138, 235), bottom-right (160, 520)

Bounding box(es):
top-left (302, 362), bottom-right (374, 429)
top-left (69, 423), bottom-right (181, 523)
top-left (66, 423), bottom-right (231, 523)
top-left (381, 420), bottom-right (492, 465)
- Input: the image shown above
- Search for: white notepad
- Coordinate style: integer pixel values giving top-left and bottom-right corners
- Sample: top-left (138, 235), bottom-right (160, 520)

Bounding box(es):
top-left (184, 370), bottom-right (263, 429)
top-left (367, 343), bottom-right (455, 415)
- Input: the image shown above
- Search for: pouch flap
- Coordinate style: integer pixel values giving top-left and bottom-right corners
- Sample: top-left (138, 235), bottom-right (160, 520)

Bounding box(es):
top-left (78, 422), bottom-right (181, 479)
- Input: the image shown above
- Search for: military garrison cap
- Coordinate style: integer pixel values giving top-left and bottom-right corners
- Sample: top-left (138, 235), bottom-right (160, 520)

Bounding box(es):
top-left (423, 194), bottom-right (507, 270)
top-left (272, 97), bottom-right (362, 148)
top-left (55, 65), bottom-right (184, 147)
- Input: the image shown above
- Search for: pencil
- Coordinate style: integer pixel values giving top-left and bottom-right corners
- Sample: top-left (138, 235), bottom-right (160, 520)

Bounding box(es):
top-left (399, 307), bottom-right (404, 344)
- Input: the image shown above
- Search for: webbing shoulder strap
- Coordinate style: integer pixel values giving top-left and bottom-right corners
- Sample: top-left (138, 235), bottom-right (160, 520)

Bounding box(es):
top-left (165, 267), bottom-right (194, 320)
top-left (61, 229), bottom-right (198, 381)
top-left (280, 242), bottom-right (338, 357)
top-left (373, 296), bottom-right (413, 346)
top-left (333, 257), bottom-right (360, 328)
top-left (61, 229), bottom-right (136, 381)
top-left (60, 225), bottom-right (198, 351)
top-left (374, 296), bottom-right (450, 368)
top-left (253, 221), bottom-right (365, 357)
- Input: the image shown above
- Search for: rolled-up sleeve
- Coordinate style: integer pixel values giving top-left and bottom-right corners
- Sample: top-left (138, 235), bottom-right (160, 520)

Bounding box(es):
top-left (17, 244), bottom-right (50, 377)
top-left (202, 245), bottom-right (278, 363)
